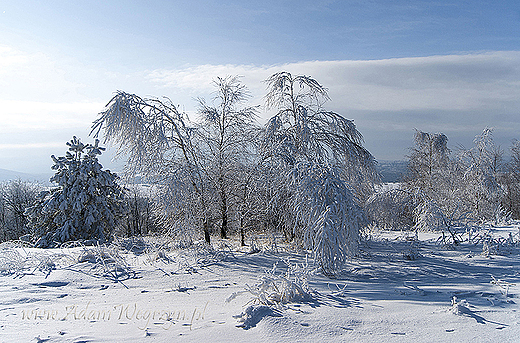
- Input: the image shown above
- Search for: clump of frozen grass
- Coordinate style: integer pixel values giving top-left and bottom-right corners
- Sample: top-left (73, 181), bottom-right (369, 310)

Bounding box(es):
top-left (0, 246), bottom-right (26, 276)
top-left (490, 275), bottom-right (515, 301)
top-left (228, 258), bottom-right (313, 308)
top-left (74, 243), bottom-right (133, 286)
top-left (113, 236), bottom-right (151, 254)
top-left (229, 259), bottom-right (312, 329)
top-left (450, 296), bottom-right (470, 315)
top-left (0, 242), bottom-right (72, 277)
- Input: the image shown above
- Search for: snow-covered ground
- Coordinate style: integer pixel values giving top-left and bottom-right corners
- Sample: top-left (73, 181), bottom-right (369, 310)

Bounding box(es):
top-left (1, 226), bottom-right (519, 342)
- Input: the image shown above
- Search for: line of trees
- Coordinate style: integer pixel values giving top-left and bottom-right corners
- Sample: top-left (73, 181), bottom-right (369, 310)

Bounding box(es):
top-left (366, 127), bottom-right (520, 243)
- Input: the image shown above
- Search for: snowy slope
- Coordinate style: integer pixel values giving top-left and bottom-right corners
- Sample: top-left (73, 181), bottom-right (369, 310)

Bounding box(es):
top-left (1, 228), bottom-right (519, 343)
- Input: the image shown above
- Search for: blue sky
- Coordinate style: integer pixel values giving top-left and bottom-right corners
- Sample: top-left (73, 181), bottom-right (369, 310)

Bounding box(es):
top-left (1, 0), bottom-right (520, 174)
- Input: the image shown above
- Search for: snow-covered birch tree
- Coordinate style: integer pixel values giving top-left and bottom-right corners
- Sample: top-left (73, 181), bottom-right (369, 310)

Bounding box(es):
top-left (91, 90), bottom-right (214, 242)
top-left (403, 130), bottom-right (468, 240)
top-left (195, 76), bottom-right (259, 239)
top-left (458, 127), bottom-right (504, 223)
top-left (262, 71), bottom-right (378, 275)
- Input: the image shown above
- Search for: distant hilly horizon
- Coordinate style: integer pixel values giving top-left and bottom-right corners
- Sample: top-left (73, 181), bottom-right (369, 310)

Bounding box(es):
top-left (1, 160), bottom-right (408, 184)
top-left (376, 160), bottom-right (408, 183)
top-left (0, 168), bottom-right (53, 183)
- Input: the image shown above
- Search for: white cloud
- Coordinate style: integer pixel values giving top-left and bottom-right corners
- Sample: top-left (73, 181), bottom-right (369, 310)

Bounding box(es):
top-left (2, 45), bottom-right (520, 169)
top-left (0, 45), bottom-right (31, 70)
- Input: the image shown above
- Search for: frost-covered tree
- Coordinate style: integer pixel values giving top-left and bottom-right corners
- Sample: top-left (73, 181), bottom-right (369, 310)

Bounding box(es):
top-left (402, 130), bottom-right (467, 245)
top-left (404, 128), bottom-right (507, 240)
top-left (91, 90), bottom-right (213, 242)
top-left (502, 139), bottom-right (520, 219)
top-left (262, 71), bottom-right (377, 274)
top-left (0, 180), bottom-right (41, 242)
top-left (25, 137), bottom-right (124, 248)
top-left (195, 76), bottom-right (259, 239)
top-left (458, 127), bottom-right (504, 223)
top-left (404, 130), bottom-right (450, 193)
top-left (92, 77), bottom-right (260, 244)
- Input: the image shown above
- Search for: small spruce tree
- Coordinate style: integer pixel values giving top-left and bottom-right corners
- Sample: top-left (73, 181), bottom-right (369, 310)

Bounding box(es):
top-left (26, 137), bottom-right (124, 247)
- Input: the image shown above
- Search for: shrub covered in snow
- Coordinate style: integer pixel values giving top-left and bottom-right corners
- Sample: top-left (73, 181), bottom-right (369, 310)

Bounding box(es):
top-left (365, 188), bottom-right (415, 230)
top-left (228, 259), bottom-right (313, 308)
top-left (25, 137), bottom-right (125, 248)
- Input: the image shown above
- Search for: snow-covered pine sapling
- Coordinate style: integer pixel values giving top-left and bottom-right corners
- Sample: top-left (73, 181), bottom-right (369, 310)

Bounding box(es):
top-left (25, 137), bottom-right (125, 248)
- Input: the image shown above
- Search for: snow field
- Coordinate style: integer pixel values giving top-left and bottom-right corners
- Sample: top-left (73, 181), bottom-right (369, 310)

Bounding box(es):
top-left (1, 227), bottom-right (519, 342)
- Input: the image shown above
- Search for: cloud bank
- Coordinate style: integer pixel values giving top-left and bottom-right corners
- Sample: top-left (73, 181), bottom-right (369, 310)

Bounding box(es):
top-left (148, 51), bottom-right (520, 113)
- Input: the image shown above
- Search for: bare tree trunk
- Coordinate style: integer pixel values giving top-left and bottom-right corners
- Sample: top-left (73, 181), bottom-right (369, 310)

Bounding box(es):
top-left (203, 219), bottom-right (211, 244)
top-left (220, 192), bottom-right (228, 239)
top-left (240, 216), bottom-right (245, 246)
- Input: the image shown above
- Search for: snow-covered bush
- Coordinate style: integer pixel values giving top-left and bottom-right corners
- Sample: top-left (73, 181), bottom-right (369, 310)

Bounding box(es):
top-left (0, 243), bottom-right (71, 277)
top-left (365, 188), bottom-right (415, 230)
top-left (290, 163), bottom-right (363, 275)
top-left (0, 246), bottom-right (25, 275)
top-left (25, 137), bottom-right (125, 248)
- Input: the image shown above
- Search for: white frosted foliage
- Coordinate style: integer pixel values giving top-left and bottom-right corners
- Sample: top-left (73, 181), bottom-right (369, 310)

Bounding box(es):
top-left (25, 137), bottom-right (124, 247)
